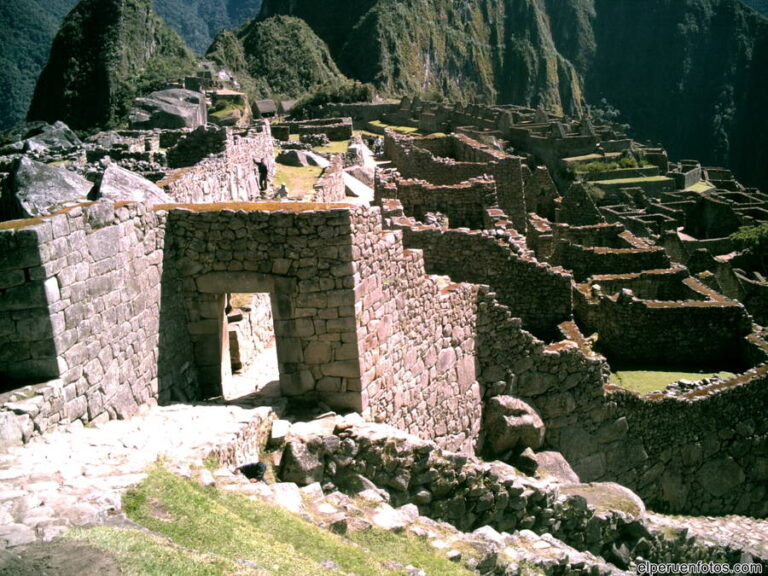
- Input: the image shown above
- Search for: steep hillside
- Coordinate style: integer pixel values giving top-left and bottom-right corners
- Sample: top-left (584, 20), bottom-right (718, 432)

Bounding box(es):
top-left (260, 0), bottom-right (584, 115)
top-left (260, 0), bottom-right (768, 189)
top-left (154, 0), bottom-right (263, 54)
top-left (0, 0), bottom-right (261, 130)
top-left (0, 0), bottom-right (78, 132)
top-left (207, 15), bottom-right (348, 99)
top-left (582, 0), bottom-right (768, 191)
top-left (27, 0), bottom-right (196, 130)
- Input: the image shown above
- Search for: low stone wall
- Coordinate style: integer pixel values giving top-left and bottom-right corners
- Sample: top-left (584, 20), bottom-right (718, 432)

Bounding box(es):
top-left (308, 102), bottom-right (399, 123)
top-left (553, 223), bottom-right (629, 249)
top-left (276, 117), bottom-right (353, 141)
top-left (280, 419), bottom-right (761, 568)
top-left (161, 125), bottom-right (274, 204)
top-left (375, 174), bottom-right (498, 229)
top-left (313, 155), bottom-right (346, 203)
top-left (385, 132), bottom-right (527, 232)
top-left (601, 367), bottom-right (768, 516)
top-left (554, 241), bottom-right (670, 281)
top-left (389, 219), bottom-right (573, 339)
top-left (583, 268), bottom-right (707, 301)
top-left (574, 286), bottom-right (753, 367)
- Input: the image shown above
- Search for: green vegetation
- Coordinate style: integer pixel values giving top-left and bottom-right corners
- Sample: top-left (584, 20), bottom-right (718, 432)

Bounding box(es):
top-left (313, 140), bottom-right (350, 155)
top-left (368, 120), bottom-right (420, 135)
top-left (577, 157), bottom-right (648, 174)
top-left (66, 526), bottom-right (248, 575)
top-left (273, 164), bottom-right (324, 196)
top-left (210, 100), bottom-right (246, 120)
top-left (0, 0), bottom-right (76, 130)
top-left (730, 222), bottom-right (768, 274)
top-left (87, 465), bottom-right (475, 576)
top-left (154, 0), bottom-right (263, 55)
top-left (610, 370), bottom-right (735, 394)
top-left (289, 80), bottom-right (375, 119)
top-left (27, 0), bottom-right (196, 130)
top-left (206, 15), bottom-right (348, 103)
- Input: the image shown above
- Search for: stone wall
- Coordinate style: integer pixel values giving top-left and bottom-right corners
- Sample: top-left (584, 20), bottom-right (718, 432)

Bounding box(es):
top-left (554, 242), bottom-right (670, 281)
top-left (160, 125), bottom-right (274, 204)
top-left (281, 419), bottom-right (763, 568)
top-left (349, 208), bottom-right (483, 453)
top-left (388, 217), bottom-right (573, 339)
top-left (385, 133), bottom-right (528, 232)
top-left (307, 102), bottom-right (399, 123)
top-left (375, 175), bottom-right (498, 230)
top-left (165, 204), bottom-right (362, 403)
top-left (573, 283), bottom-right (754, 368)
top-left (313, 155), bottom-right (346, 203)
top-left (0, 201), bottom-right (194, 444)
top-left (603, 367), bottom-right (768, 516)
top-left (276, 117), bottom-right (353, 141)
top-left (228, 293), bottom-right (274, 372)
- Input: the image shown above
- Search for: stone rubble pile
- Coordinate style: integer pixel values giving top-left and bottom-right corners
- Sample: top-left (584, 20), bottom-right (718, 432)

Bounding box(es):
top-left (269, 413), bottom-right (768, 572)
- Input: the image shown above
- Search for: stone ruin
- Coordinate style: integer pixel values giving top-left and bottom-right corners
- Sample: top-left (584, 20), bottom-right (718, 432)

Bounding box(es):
top-left (1, 94), bottom-right (767, 560)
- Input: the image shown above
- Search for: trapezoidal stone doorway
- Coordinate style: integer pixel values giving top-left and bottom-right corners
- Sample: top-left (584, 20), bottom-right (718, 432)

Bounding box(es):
top-left (190, 272), bottom-right (306, 399)
top-left (167, 206), bottom-right (369, 413)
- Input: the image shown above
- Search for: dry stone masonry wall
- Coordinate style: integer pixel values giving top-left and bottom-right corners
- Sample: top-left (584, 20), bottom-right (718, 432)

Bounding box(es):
top-left (0, 201), bottom-right (194, 445)
top-left (160, 124), bottom-right (274, 204)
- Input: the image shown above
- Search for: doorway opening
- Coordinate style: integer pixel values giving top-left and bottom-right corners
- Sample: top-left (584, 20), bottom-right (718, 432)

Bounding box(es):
top-left (221, 292), bottom-right (280, 401)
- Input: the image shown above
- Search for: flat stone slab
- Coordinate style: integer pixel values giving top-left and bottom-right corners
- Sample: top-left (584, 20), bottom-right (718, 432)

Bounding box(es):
top-left (0, 403), bottom-right (275, 547)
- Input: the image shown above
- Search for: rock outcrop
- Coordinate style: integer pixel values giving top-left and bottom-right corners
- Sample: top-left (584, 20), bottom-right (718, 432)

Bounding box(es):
top-left (129, 89), bottom-right (207, 130)
top-left (0, 122), bottom-right (82, 156)
top-left (0, 157), bottom-right (91, 221)
top-left (88, 163), bottom-right (170, 206)
top-left (483, 396), bottom-right (546, 457)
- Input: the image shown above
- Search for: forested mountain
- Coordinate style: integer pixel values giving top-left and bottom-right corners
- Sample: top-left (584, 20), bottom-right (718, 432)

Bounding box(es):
top-left (27, 0), bottom-right (195, 130)
top-left (0, 0), bottom-right (79, 132)
top-left (207, 15), bottom-right (348, 99)
top-left (154, 0), bottom-right (262, 54)
top-left (260, 0), bottom-right (768, 190)
top-left (0, 0), bottom-right (262, 130)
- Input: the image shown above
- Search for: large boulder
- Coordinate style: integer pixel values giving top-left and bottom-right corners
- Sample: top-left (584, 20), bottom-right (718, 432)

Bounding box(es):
top-left (276, 149), bottom-right (310, 167)
top-left (0, 122), bottom-right (82, 156)
top-left (483, 396), bottom-right (545, 457)
top-left (280, 441), bottom-right (324, 486)
top-left (0, 158), bottom-right (92, 222)
top-left (88, 163), bottom-right (170, 206)
top-left (129, 89), bottom-right (207, 130)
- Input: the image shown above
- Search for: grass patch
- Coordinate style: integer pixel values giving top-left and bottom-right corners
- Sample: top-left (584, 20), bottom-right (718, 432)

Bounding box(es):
top-left (368, 120), bottom-right (420, 134)
top-left (591, 175), bottom-right (672, 185)
top-left (685, 180), bottom-right (716, 193)
top-left (210, 102), bottom-right (245, 120)
top-left (64, 526), bottom-right (254, 576)
top-left (609, 370), bottom-right (735, 394)
top-left (272, 164), bottom-right (324, 196)
top-left (351, 529), bottom-right (475, 576)
top-left (313, 140), bottom-right (350, 155)
top-left (120, 466), bottom-right (475, 576)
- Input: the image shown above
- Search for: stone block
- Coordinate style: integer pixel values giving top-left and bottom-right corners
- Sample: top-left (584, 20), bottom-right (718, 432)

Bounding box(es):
top-left (698, 456), bottom-right (745, 498)
top-left (0, 269), bottom-right (25, 290)
top-left (304, 341), bottom-right (332, 364)
top-left (323, 361), bottom-right (360, 379)
top-left (483, 396), bottom-right (545, 456)
top-left (516, 371), bottom-right (557, 396)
